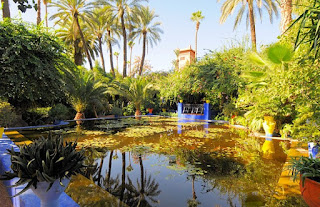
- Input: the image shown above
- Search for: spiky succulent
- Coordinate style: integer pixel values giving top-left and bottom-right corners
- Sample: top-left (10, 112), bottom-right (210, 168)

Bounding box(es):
top-left (1, 134), bottom-right (86, 196)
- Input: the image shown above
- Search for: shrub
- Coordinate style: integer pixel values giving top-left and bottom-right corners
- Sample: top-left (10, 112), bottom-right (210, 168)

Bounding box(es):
top-left (22, 107), bottom-right (51, 126)
top-left (0, 100), bottom-right (18, 127)
top-left (110, 106), bottom-right (122, 116)
top-left (48, 104), bottom-right (72, 121)
top-left (0, 20), bottom-right (74, 109)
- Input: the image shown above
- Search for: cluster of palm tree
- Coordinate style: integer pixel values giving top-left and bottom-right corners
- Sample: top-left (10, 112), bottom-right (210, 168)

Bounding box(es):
top-left (44, 0), bottom-right (163, 78)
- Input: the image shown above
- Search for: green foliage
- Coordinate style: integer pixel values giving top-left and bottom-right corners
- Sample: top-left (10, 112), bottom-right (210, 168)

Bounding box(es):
top-left (110, 106), bottom-right (122, 116)
top-left (289, 156), bottom-right (320, 186)
top-left (236, 43), bottom-right (297, 131)
top-left (123, 103), bottom-right (135, 116)
top-left (159, 44), bottom-right (250, 112)
top-left (48, 104), bottom-right (72, 121)
top-left (22, 107), bottom-right (51, 126)
top-left (288, 0), bottom-right (320, 58)
top-left (0, 20), bottom-right (74, 109)
top-left (62, 67), bottom-right (107, 113)
top-left (108, 76), bottom-right (156, 114)
top-left (1, 134), bottom-right (86, 197)
top-left (0, 100), bottom-right (18, 127)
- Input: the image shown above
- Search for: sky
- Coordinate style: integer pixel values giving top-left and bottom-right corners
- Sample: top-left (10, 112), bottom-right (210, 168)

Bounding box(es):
top-left (7, 0), bottom-right (281, 73)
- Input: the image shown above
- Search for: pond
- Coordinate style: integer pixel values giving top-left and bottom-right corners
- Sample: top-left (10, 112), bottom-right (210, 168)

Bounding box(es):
top-left (14, 117), bottom-right (307, 207)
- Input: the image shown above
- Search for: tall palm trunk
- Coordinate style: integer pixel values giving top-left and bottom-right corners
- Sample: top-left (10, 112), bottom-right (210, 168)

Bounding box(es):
top-left (139, 32), bottom-right (147, 76)
top-left (129, 45), bottom-right (133, 76)
top-left (106, 150), bottom-right (114, 191)
top-left (37, 0), bottom-right (41, 25)
top-left (116, 56), bottom-right (119, 72)
top-left (195, 22), bottom-right (199, 60)
top-left (280, 0), bottom-right (292, 34)
top-left (74, 38), bottom-right (83, 65)
top-left (75, 14), bottom-right (93, 70)
top-left (248, 2), bottom-right (257, 51)
top-left (120, 152), bottom-right (126, 201)
top-left (139, 155), bottom-right (144, 195)
top-left (1, 0), bottom-right (10, 19)
top-left (120, 12), bottom-right (127, 77)
top-left (98, 36), bottom-right (106, 72)
top-left (45, 3), bottom-right (48, 27)
top-left (97, 157), bottom-right (104, 186)
top-left (107, 30), bottom-right (115, 78)
top-left (192, 175), bottom-right (197, 200)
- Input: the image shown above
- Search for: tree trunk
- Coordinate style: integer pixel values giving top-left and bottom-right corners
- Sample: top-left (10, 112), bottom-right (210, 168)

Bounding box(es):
top-left (106, 150), bottom-right (113, 191)
top-left (74, 38), bottom-right (83, 65)
top-left (45, 3), bottom-right (48, 27)
top-left (37, 0), bottom-right (41, 25)
top-left (139, 32), bottom-right (147, 76)
top-left (248, 2), bottom-right (257, 51)
top-left (75, 15), bottom-right (93, 70)
top-left (98, 37), bottom-right (106, 72)
top-left (97, 157), bottom-right (104, 187)
top-left (120, 152), bottom-right (126, 201)
top-left (139, 155), bottom-right (144, 194)
top-left (74, 112), bottom-right (85, 125)
top-left (120, 12), bottom-right (127, 77)
top-left (195, 22), bottom-right (199, 60)
top-left (280, 0), bottom-right (292, 34)
top-left (135, 103), bottom-right (141, 119)
top-left (1, 0), bottom-right (10, 19)
top-left (192, 175), bottom-right (197, 200)
top-left (107, 30), bottom-right (115, 78)
top-left (129, 46), bottom-right (133, 76)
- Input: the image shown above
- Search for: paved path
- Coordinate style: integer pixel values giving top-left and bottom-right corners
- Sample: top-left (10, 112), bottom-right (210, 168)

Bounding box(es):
top-left (0, 181), bottom-right (13, 207)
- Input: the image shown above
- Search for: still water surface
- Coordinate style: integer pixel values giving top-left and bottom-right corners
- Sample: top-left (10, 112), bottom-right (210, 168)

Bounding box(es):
top-left (19, 117), bottom-right (307, 206)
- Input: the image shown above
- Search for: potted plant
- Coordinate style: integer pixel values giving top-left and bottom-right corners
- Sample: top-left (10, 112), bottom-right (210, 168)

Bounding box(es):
top-left (1, 134), bottom-right (86, 207)
top-left (289, 156), bottom-right (320, 207)
top-left (144, 99), bottom-right (155, 115)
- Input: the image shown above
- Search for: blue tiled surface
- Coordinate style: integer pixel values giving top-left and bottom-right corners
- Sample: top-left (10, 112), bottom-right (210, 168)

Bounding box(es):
top-left (0, 134), bottom-right (79, 207)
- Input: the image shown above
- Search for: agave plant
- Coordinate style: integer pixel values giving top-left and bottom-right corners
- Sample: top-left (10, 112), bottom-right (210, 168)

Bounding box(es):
top-left (1, 134), bottom-right (86, 196)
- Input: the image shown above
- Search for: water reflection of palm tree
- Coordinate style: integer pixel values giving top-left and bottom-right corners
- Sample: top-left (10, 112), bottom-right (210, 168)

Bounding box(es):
top-left (105, 150), bottom-right (114, 191)
top-left (187, 175), bottom-right (200, 207)
top-left (125, 155), bottom-right (160, 206)
top-left (102, 151), bottom-right (127, 201)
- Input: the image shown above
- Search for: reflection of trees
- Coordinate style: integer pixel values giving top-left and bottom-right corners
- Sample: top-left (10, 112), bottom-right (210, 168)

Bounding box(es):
top-left (125, 155), bottom-right (160, 207)
top-left (187, 175), bottom-right (201, 207)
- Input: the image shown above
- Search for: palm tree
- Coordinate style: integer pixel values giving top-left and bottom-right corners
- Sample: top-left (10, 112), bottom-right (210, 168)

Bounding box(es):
top-left (43, 0), bottom-right (51, 27)
top-left (50, 0), bottom-right (94, 70)
top-left (132, 6), bottom-right (162, 76)
top-left (219, 0), bottom-right (278, 51)
top-left (88, 7), bottom-right (112, 72)
top-left (279, 0), bottom-right (292, 33)
top-left (56, 19), bottom-right (98, 66)
top-left (1, 0), bottom-right (10, 19)
top-left (108, 76), bottom-right (154, 118)
top-left (37, 0), bottom-right (41, 25)
top-left (114, 51), bottom-right (120, 72)
top-left (128, 40), bottom-right (135, 76)
top-left (62, 67), bottom-right (107, 124)
top-left (110, 0), bottom-right (147, 78)
top-left (191, 11), bottom-right (204, 60)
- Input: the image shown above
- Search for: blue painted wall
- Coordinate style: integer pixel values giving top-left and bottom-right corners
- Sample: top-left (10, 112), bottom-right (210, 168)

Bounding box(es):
top-left (178, 103), bottom-right (211, 120)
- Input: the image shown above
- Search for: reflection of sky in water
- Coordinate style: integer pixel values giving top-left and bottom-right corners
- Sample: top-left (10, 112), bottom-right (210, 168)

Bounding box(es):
top-left (16, 118), bottom-right (307, 206)
top-left (97, 152), bottom-right (241, 207)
